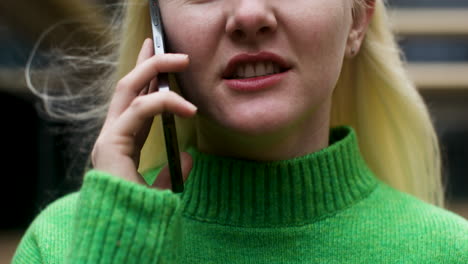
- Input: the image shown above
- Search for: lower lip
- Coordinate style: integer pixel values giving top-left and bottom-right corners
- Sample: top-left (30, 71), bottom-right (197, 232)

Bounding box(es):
top-left (223, 71), bottom-right (288, 92)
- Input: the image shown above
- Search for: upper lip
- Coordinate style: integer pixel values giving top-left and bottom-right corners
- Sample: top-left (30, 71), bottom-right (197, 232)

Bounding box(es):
top-left (222, 51), bottom-right (291, 79)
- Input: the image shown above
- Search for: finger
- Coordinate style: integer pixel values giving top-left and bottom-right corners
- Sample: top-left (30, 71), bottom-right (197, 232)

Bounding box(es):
top-left (138, 85), bottom-right (150, 96)
top-left (113, 91), bottom-right (197, 137)
top-left (148, 78), bottom-right (158, 93)
top-left (122, 53), bottom-right (189, 95)
top-left (137, 39), bottom-right (154, 96)
top-left (102, 39), bottom-right (155, 131)
top-left (136, 38), bottom-right (154, 66)
top-left (153, 152), bottom-right (193, 190)
top-left (105, 54), bottom-right (189, 126)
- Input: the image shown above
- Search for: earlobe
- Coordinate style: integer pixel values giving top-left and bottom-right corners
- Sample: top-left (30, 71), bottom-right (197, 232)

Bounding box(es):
top-left (345, 0), bottom-right (375, 58)
top-left (350, 46), bottom-right (357, 57)
top-left (345, 30), bottom-right (361, 58)
top-left (346, 42), bottom-right (359, 58)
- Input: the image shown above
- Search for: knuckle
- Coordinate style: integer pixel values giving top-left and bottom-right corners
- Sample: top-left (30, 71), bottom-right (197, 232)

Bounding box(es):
top-left (159, 93), bottom-right (173, 108)
top-left (160, 91), bottom-right (173, 100)
top-left (164, 91), bottom-right (179, 102)
top-left (167, 90), bottom-right (178, 97)
top-left (130, 97), bottom-right (145, 111)
top-left (116, 78), bottom-right (130, 92)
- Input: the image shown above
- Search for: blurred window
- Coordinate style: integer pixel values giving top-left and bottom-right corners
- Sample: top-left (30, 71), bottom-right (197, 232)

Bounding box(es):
top-left (0, 25), bottom-right (31, 67)
top-left (388, 0), bottom-right (468, 8)
top-left (399, 36), bottom-right (468, 62)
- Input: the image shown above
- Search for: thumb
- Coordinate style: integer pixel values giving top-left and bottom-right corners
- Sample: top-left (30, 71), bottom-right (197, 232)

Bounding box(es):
top-left (152, 152), bottom-right (193, 191)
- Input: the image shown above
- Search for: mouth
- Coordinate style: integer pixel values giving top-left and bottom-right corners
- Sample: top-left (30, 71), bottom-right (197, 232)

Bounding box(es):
top-left (222, 52), bottom-right (291, 80)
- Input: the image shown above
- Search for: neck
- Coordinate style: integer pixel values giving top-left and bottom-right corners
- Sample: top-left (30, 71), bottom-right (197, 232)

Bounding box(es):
top-left (195, 107), bottom-right (331, 161)
top-left (180, 126), bottom-right (379, 227)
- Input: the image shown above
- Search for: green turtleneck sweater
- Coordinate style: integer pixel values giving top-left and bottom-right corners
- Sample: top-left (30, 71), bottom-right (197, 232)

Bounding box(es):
top-left (12, 126), bottom-right (468, 263)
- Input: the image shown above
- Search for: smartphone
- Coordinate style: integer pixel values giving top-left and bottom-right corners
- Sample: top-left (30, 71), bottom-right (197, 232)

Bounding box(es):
top-left (149, 0), bottom-right (184, 193)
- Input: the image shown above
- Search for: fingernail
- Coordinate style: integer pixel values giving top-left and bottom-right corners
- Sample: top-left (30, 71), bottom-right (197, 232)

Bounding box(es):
top-left (186, 102), bottom-right (197, 112)
top-left (174, 54), bottom-right (189, 59)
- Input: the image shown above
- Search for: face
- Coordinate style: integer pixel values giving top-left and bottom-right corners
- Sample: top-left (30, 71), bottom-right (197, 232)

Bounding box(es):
top-left (160, 0), bottom-right (355, 142)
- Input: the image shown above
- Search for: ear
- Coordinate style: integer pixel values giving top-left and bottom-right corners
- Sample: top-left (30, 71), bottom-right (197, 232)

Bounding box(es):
top-left (345, 0), bottom-right (375, 58)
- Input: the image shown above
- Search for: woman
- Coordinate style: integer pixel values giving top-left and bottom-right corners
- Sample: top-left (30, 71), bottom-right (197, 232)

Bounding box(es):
top-left (13, 0), bottom-right (468, 263)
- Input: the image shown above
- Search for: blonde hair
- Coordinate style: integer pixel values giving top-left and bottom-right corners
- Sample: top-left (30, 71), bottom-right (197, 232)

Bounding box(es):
top-left (333, 0), bottom-right (443, 206)
top-left (28, 0), bottom-right (444, 207)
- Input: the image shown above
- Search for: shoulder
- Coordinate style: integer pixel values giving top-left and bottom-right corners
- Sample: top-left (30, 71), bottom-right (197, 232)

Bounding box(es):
top-left (358, 182), bottom-right (468, 261)
top-left (32, 192), bottom-right (80, 229)
top-left (13, 192), bottom-right (79, 263)
top-left (373, 183), bottom-right (467, 225)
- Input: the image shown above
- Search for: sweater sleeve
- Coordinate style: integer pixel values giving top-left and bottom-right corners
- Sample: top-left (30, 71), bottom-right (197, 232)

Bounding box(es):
top-left (12, 169), bottom-right (183, 264)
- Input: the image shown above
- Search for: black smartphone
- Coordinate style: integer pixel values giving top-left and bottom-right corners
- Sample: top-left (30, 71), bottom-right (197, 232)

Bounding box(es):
top-left (149, 0), bottom-right (184, 193)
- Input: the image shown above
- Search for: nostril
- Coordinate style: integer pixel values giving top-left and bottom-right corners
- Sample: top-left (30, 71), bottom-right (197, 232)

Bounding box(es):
top-left (259, 26), bottom-right (270, 34)
top-left (231, 27), bottom-right (270, 40)
top-left (232, 29), bottom-right (245, 39)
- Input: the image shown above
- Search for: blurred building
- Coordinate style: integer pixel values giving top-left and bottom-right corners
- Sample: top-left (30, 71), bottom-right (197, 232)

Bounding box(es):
top-left (0, 1), bottom-right (113, 262)
top-left (0, 0), bottom-right (113, 228)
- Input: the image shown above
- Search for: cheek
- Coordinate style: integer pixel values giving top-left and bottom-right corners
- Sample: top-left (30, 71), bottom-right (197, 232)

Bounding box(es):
top-left (288, 7), bottom-right (350, 92)
top-left (162, 4), bottom-right (221, 57)
top-left (162, 7), bottom-right (222, 98)
top-left (285, 1), bottom-right (350, 56)
top-left (295, 9), bottom-right (349, 57)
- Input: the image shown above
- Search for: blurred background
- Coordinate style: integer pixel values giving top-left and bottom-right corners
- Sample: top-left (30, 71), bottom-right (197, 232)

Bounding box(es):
top-left (0, 0), bottom-right (467, 262)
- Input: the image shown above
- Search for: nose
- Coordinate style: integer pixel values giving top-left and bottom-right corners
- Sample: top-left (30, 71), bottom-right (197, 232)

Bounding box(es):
top-left (225, 0), bottom-right (278, 42)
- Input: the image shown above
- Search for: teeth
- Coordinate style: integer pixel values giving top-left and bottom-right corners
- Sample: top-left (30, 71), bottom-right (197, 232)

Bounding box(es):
top-left (255, 63), bottom-right (267, 77)
top-left (234, 61), bottom-right (281, 79)
top-left (265, 62), bottom-right (274, 75)
top-left (274, 64), bottom-right (280, 74)
top-left (236, 65), bottom-right (244, 78)
top-left (245, 64), bottom-right (255, 78)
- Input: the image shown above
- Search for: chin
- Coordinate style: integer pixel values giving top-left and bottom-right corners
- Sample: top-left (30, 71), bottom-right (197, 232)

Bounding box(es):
top-left (217, 110), bottom-right (294, 137)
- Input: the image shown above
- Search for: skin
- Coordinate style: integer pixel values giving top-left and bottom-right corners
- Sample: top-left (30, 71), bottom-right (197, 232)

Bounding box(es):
top-left (91, 0), bottom-right (375, 188)
top-left (165, 0), bottom-right (354, 161)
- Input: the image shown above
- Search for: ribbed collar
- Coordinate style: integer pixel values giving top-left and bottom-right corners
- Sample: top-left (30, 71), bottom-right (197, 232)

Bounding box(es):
top-left (180, 126), bottom-right (378, 227)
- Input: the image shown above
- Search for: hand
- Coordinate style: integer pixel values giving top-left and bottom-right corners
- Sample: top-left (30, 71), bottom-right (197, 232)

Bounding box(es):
top-left (91, 38), bottom-right (197, 189)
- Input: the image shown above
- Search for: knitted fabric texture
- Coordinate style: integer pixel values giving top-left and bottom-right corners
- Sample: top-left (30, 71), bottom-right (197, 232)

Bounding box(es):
top-left (13, 126), bottom-right (468, 263)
